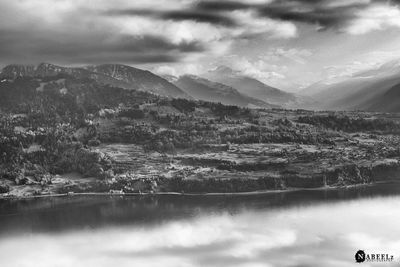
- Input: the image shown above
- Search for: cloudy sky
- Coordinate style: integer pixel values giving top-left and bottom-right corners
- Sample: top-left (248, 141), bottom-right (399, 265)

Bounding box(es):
top-left (1, 0), bottom-right (400, 91)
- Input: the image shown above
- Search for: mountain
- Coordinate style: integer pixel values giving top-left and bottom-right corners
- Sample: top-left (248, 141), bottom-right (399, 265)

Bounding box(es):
top-left (302, 59), bottom-right (400, 111)
top-left (203, 66), bottom-right (299, 107)
top-left (358, 82), bottom-right (400, 112)
top-left (0, 63), bottom-right (189, 99)
top-left (173, 75), bottom-right (276, 108)
top-left (85, 64), bottom-right (188, 98)
top-left (0, 64), bottom-right (36, 78)
top-left (1, 63), bottom-right (104, 80)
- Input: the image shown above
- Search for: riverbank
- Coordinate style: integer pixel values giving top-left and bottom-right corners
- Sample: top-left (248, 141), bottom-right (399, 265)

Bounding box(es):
top-left (2, 156), bottom-right (400, 200)
top-left (1, 180), bottom-right (398, 200)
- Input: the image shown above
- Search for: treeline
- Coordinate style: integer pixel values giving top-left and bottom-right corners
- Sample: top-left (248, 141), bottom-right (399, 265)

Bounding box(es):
top-left (297, 114), bottom-right (400, 133)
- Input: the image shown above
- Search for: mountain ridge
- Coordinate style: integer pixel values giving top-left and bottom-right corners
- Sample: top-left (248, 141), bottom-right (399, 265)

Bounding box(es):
top-left (301, 59), bottom-right (400, 111)
top-left (203, 66), bottom-right (301, 108)
top-left (173, 74), bottom-right (277, 108)
top-left (0, 63), bottom-right (189, 99)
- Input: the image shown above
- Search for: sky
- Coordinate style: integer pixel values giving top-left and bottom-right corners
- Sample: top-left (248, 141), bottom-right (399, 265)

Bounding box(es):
top-left (1, 0), bottom-right (400, 91)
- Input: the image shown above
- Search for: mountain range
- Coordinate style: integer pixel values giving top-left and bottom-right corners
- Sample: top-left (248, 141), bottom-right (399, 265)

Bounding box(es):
top-left (0, 63), bottom-right (189, 99)
top-left (302, 59), bottom-right (400, 112)
top-left (5, 61), bottom-right (400, 112)
top-left (172, 75), bottom-right (276, 108)
top-left (0, 63), bottom-right (299, 109)
top-left (203, 66), bottom-right (297, 107)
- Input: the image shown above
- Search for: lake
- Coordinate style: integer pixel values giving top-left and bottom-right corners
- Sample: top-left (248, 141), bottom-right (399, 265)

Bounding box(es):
top-left (1, 183), bottom-right (400, 267)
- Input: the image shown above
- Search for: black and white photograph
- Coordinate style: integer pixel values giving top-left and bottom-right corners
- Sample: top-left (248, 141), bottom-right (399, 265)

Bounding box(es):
top-left (1, 0), bottom-right (400, 266)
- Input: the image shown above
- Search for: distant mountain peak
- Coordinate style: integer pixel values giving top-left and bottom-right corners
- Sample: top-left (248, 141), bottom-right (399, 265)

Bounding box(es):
top-left (88, 63), bottom-right (141, 72)
top-left (378, 58), bottom-right (400, 70)
top-left (162, 74), bottom-right (179, 83)
top-left (1, 64), bottom-right (36, 79)
top-left (300, 58), bottom-right (400, 111)
top-left (204, 65), bottom-right (298, 107)
top-left (3, 63), bottom-right (35, 69)
top-left (210, 65), bottom-right (238, 76)
top-left (352, 58), bottom-right (400, 79)
top-left (174, 74), bottom-right (275, 108)
top-left (37, 62), bottom-right (58, 68)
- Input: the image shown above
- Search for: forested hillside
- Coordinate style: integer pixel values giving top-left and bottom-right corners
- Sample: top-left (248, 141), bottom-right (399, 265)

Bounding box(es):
top-left (1, 75), bottom-right (400, 197)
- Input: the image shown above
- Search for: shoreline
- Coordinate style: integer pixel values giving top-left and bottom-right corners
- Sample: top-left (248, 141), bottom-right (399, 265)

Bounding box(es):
top-left (1, 180), bottom-right (397, 200)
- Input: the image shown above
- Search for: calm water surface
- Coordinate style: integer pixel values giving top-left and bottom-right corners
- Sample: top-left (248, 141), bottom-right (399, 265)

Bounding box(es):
top-left (1, 183), bottom-right (400, 267)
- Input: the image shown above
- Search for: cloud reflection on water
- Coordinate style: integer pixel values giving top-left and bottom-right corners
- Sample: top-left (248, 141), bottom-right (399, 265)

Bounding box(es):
top-left (1, 196), bottom-right (400, 267)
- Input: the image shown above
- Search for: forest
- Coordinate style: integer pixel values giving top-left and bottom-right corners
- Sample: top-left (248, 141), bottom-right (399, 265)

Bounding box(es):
top-left (1, 75), bottom-right (400, 197)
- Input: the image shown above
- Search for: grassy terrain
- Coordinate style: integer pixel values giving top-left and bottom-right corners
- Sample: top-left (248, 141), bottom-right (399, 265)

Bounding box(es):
top-left (1, 75), bottom-right (400, 197)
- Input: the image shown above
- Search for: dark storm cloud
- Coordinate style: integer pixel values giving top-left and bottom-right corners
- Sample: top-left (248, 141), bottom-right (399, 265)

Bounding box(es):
top-left (195, 1), bottom-right (255, 11)
top-left (104, 9), bottom-right (237, 27)
top-left (1, 0), bottom-right (400, 68)
top-left (36, 34), bottom-right (204, 55)
top-left (190, 0), bottom-right (376, 31)
top-left (257, 4), bottom-right (362, 30)
top-left (375, 0), bottom-right (400, 3)
top-left (0, 27), bottom-right (204, 65)
top-left (162, 11), bottom-right (237, 26)
top-left (78, 54), bottom-right (180, 64)
top-left (0, 1), bottom-right (210, 66)
top-left (103, 9), bottom-right (158, 17)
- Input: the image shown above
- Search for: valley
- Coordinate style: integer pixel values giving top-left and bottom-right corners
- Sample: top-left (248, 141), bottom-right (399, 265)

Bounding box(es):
top-left (4, 2), bottom-right (400, 266)
top-left (302, 59), bottom-right (400, 112)
top-left (1, 73), bottom-right (400, 198)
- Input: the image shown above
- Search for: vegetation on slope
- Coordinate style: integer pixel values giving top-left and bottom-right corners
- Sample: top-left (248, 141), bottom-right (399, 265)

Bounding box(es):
top-left (1, 75), bottom-right (400, 197)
